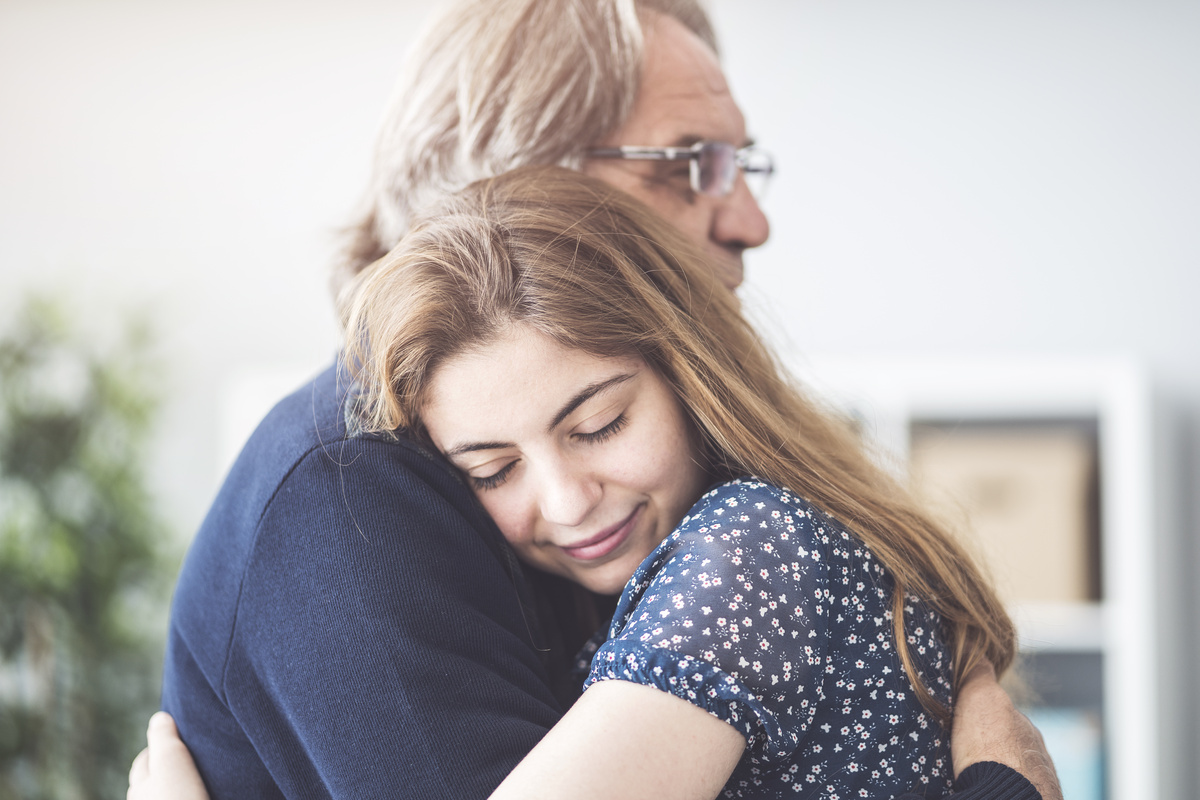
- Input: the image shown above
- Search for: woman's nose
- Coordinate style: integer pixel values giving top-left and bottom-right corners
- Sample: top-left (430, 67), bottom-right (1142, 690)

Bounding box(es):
top-left (537, 464), bottom-right (602, 529)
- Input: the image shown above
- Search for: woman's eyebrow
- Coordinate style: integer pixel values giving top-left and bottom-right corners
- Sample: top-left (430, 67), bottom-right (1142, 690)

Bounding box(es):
top-left (444, 440), bottom-right (513, 458)
top-left (547, 373), bottom-right (635, 433)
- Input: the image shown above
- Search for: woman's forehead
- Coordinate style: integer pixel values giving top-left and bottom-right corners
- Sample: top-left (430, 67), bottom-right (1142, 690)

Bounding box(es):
top-left (421, 327), bottom-right (645, 448)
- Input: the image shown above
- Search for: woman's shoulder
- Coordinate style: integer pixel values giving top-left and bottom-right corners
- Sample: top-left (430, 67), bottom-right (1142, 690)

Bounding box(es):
top-left (675, 477), bottom-right (842, 548)
top-left (643, 478), bottom-right (882, 597)
top-left (626, 478), bottom-right (840, 598)
top-left (690, 477), bottom-right (831, 516)
top-left (594, 478), bottom-right (848, 763)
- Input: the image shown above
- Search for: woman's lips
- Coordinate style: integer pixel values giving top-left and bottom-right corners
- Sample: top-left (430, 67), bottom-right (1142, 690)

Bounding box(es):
top-left (561, 505), bottom-right (643, 562)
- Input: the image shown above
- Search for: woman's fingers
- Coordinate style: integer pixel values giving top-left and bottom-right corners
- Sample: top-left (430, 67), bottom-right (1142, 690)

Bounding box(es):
top-left (146, 712), bottom-right (186, 770)
top-left (127, 712), bottom-right (210, 800)
top-left (128, 747), bottom-right (150, 795)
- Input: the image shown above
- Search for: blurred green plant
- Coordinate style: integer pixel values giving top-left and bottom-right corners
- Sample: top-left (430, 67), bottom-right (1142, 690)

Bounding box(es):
top-left (0, 296), bottom-right (172, 800)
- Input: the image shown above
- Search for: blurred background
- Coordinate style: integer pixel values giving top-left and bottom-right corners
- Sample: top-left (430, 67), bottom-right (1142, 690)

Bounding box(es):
top-left (1, 0), bottom-right (1196, 797)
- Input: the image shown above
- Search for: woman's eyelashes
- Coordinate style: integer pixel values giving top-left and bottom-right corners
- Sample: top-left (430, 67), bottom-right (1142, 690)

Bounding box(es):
top-left (574, 412), bottom-right (627, 444)
top-left (466, 412), bottom-right (631, 492)
top-left (470, 460), bottom-right (516, 491)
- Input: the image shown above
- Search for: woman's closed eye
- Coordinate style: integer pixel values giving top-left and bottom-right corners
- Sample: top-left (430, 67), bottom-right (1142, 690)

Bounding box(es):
top-left (465, 413), bottom-right (628, 491)
top-left (574, 412), bottom-right (627, 444)
top-left (469, 459), bottom-right (518, 491)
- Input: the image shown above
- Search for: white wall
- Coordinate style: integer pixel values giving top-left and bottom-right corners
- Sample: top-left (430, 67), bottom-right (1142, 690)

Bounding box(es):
top-left (3, 0), bottom-right (1196, 790)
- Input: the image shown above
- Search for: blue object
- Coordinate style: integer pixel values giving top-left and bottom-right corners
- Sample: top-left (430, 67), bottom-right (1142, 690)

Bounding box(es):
top-left (1024, 706), bottom-right (1104, 800)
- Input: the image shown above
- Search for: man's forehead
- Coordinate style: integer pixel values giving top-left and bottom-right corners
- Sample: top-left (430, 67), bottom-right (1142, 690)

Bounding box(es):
top-left (616, 15), bottom-right (748, 146)
top-left (641, 12), bottom-right (730, 95)
top-left (643, 14), bottom-right (734, 102)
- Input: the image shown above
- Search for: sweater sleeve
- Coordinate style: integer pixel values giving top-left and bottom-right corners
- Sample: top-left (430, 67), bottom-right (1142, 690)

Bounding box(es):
top-left (897, 761), bottom-right (1042, 799)
top-left (163, 418), bottom-right (563, 799)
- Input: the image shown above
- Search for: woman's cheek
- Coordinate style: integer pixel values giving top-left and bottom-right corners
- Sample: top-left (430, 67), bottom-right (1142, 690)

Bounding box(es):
top-left (641, 417), bottom-right (692, 475)
top-left (479, 490), bottom-right (531, 547)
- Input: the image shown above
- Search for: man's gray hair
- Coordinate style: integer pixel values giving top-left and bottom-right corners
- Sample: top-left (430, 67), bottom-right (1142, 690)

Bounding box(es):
top-left (334, 0), bottom-right (718, 295)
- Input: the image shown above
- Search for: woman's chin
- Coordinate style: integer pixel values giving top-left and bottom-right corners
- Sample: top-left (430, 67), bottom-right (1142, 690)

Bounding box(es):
top-left (576, 569), bottom-right (635, 597)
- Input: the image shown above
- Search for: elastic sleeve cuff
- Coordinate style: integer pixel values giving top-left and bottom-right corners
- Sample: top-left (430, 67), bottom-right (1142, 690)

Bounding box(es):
top-left (952, 760), bottom-right (1042, 800)
top-left (892, 760), bottom-right (1041, 799)
top-left (584, 641), bottom-right (796, 762)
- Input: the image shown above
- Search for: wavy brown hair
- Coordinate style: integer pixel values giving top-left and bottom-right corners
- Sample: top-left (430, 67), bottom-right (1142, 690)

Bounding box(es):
top-left (340, 166), bottom-right (1016, 726)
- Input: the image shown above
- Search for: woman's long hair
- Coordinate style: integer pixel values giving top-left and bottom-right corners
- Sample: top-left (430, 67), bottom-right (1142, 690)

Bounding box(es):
top-left (340, 165), bottom-right (1015, 726)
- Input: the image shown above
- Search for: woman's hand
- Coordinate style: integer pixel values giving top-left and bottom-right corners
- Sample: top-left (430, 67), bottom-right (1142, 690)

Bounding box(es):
top-left (127, 712), bottom-right (211, 800)
top-left (952, 661), bottom-right (1063, 800)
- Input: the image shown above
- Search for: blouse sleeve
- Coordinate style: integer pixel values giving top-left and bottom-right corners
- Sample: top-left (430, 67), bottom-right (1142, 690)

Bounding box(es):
top-left (583, 479), bottom-right (837, 765)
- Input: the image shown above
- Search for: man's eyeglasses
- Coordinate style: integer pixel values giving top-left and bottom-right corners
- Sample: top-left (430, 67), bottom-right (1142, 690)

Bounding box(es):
top-left (585, 141), bottom-right (774, 199)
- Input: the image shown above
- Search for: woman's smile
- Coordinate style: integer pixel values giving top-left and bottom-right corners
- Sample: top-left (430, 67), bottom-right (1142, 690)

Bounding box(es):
top-left (559, 504), bottom-right (644, 562)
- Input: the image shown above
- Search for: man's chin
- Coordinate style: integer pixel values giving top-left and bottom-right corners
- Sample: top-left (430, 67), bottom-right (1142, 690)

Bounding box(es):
top-left (712, 253), bottom-right (745, 291)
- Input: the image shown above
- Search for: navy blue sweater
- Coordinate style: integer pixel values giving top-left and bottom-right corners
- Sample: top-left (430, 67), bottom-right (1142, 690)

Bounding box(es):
top-left (161, 365), bottom-right (1039, 799)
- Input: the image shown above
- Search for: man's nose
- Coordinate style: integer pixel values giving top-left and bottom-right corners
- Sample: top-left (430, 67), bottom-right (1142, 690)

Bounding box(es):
top-left (537, 464), bottom-right (602, 529)
top-left (710, 174), bottom-right (770, 251)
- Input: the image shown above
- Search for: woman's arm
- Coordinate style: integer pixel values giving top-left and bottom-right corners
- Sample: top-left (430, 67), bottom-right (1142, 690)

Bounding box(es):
top-left (124, 690), bottom-right (743, 800)
top-left (490, 679), bottom-right (745, 800)
top-left (130, 689), bottom-right (1058, 800)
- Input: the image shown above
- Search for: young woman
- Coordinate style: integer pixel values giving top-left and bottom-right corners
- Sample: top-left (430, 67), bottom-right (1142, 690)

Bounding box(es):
top-left (133, 166), bottom-right (1040, 799)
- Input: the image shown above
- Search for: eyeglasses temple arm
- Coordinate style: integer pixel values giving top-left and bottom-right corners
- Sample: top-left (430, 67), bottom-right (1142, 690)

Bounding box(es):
top-left (585, 147), bottom-right (695, 162)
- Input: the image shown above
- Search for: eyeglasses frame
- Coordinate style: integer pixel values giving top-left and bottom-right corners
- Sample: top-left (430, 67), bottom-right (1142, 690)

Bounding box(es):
top-left (584, 141), bottom-right (774, 198)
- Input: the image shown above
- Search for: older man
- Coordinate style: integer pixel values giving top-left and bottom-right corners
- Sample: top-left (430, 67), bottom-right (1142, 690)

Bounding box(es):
top-left (154, 2), bottom-right (1058, 798)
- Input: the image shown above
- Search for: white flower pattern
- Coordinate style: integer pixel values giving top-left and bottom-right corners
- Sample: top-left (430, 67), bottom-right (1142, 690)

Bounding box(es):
top-left (579, 479), bottom-right (955, 799)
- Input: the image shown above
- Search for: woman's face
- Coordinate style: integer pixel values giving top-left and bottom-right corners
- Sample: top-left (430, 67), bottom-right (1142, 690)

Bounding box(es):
top-left (422, 325), bottom-right (711, 595)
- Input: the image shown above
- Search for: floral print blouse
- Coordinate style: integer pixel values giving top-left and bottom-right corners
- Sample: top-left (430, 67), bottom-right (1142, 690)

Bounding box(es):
top-left (580, 479), bottom-right (956, 799)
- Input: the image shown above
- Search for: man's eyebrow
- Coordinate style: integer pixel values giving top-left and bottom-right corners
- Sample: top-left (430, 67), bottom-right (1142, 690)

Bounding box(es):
top-left (548, 373), bottom-right (636, 432)
top-left (668, 134), bottom-right (756, 148)
top-left (670, 134), bottom-right (704, 148)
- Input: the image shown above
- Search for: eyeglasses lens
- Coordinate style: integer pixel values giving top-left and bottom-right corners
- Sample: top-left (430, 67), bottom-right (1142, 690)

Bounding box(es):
top-left (695, 141), bottom-right (738, 197)
top-left (694, 142), bottom-right (773, 198)
top-left (739, 148), bottom-right (773, 199)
